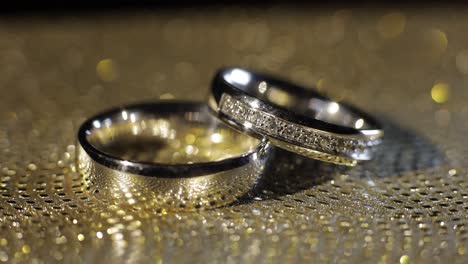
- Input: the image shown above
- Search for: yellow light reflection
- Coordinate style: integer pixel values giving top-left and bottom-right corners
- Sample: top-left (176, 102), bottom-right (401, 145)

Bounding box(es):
top-left (267, 88), bottom-right (290, 107)
top-left (316, 78), bottom-right (326, 90)
top-left (159, 93), bottom-right (175, 100)
top-left (399, 255), bottom-right (409, 264)
top-left (428, 29), bottom-right (448, 53)
top-left (431, 82), bottom-right (450, 103)
top-left (21, 245), bottom-right (31, 254)
top-left (96, 58), bottom-right (118, 82)
top-left (377, 12), bottom-right (406, 39)
top-left (185, 134), bottom-right (196, 144)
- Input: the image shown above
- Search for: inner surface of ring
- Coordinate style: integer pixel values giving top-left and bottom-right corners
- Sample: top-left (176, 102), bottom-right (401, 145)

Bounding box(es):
top-left (223, 68), bottom-right (374, 130)
top-left (86, 109), bottom-right (260, 164)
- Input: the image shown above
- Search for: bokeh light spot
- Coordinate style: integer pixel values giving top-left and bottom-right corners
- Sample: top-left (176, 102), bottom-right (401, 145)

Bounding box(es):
top-left (159, 93), bottom-right (175, 100)
top-left (431, 82), bottom-right (450, 103)
top-left (399, 255), bottom-right (409, 264)
top-left (96, 58), bottom-right (118, 82)
top-left (428, 29), bottom-right (448, 54)
top-left (377, 12), bottom-right (406, 39)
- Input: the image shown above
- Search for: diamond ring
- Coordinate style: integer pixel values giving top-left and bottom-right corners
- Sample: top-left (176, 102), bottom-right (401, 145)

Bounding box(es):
top-left (209, 67), bottom-right (383, 166)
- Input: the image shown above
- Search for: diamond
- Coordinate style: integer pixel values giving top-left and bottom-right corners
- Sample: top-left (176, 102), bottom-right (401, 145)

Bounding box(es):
top-left (218, 94), bottom-right (379, 157)
top-left (238, 106), bottom-right (245, 115)
top-left (318, 136), bottom-right (335, 152)
top-left (277, 122), bottom-right (288, 136)
top-left (254, 116), bottom-right (264, 128)
top-left (284, 124), bottom-right (294, 138)
top-left (302, 135), bottom-right (311, 145)
top-left (245, 110), bottom-right (255, 122)
top-left (328, 138), bottom-right (337, 152)
top-left (293, 128), bottom-right (304, 141)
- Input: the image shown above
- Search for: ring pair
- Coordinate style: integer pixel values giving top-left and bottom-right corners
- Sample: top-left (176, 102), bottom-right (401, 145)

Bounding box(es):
top-left (77, 67), bottom-right (383, 210)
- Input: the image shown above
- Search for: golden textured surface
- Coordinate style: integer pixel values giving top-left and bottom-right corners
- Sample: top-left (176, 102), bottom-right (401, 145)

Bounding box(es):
top-left (0, 7), bottom-right (467, 263)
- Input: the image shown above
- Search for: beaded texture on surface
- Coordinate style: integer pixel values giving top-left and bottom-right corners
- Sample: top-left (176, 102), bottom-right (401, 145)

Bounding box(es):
top-left (0, 7), bottom-right (466, 264)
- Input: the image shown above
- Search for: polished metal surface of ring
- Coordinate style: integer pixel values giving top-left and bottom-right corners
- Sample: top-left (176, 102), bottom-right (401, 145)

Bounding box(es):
top-left (210, 67), bottom-right (383, 166)
top-left (77, 101), bottom-right (269, 210)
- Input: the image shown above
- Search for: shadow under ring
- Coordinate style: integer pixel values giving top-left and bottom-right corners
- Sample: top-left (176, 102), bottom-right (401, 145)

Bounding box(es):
top-left (77, 101), bottom-right (270, 211)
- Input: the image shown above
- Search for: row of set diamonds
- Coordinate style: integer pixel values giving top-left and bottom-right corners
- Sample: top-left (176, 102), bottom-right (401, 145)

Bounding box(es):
top-left (219, 94), bottom-right (380, 155)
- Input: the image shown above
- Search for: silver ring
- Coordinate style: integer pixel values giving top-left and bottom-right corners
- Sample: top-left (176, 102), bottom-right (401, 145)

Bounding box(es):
top-left (77, 101), bottom-right (270, 210)
top-left (209, 67), bottom-right (383, 166)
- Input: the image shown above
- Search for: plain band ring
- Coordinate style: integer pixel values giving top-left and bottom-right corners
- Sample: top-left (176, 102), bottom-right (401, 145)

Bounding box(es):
top-left (77, 101), bottom-right (270, 210)
top-left (209, 67), bottom-right (383, 166)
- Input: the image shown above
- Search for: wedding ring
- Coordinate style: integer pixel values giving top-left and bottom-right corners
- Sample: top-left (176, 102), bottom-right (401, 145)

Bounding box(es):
top-left (77, 101), bottom-right (269, 210)
top-left (209, 67), bottom-right (383, 166)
